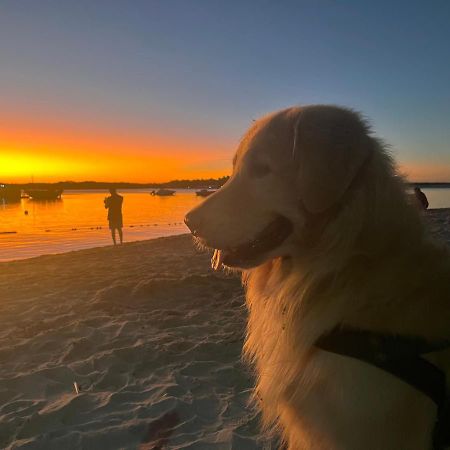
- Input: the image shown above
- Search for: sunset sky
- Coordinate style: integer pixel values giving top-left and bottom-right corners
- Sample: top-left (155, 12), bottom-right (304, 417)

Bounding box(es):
top-left (1, 1), bottom-right (450, 183)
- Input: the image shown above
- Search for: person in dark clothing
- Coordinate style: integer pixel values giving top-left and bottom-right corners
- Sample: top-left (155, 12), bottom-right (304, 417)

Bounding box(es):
top-left (104, 188), bottom-right (124, 245)
top-left (414, 187), bottom-right (429, 210)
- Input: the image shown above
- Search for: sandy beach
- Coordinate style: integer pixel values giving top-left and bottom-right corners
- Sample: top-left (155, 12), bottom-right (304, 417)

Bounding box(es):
top-left (1, 209), bottom-right (449, 450)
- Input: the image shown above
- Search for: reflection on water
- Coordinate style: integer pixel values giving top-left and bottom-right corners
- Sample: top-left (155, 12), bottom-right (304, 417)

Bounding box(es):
top-left (0, 190), bottom-right (204, 261)
top-left (0, 188), bottom-right (449, 262)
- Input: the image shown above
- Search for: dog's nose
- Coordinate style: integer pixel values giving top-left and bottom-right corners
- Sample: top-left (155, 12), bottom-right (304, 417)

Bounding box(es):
top-left (184, 211), bottom-right (201, 236)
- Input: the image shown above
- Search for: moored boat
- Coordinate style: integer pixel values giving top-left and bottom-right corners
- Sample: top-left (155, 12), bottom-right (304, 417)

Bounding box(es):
top-left (25, 189), bottom-right (63, 200)
top-left (151, 189), bottom-right (175, 196)
top-left (0, 185), bottom-right (22, 203)
top-left (0, 184), bottom-right (22, 202)
top-left (195, 189), bottom-right (216, 197)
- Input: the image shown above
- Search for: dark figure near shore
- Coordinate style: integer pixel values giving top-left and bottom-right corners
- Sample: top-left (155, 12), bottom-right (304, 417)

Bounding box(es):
top-left (104, 188), bottom-right (124, 245)
top-left (414, 187), bottom-right (429, 210)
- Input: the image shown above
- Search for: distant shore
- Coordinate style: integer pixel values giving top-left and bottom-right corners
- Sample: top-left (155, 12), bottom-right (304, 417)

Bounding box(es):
top-left (3, 179), bottom-right (450, 191)
top-left (2, 177), bottom-right (230, 191)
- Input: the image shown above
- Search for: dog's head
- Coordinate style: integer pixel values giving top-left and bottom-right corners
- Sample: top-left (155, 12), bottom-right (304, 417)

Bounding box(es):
top-left (185, 105), bottom-right (372, 269)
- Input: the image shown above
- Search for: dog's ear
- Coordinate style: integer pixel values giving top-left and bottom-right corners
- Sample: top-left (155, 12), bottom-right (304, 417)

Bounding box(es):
top-left (293, 106), bottom-right (371, 214)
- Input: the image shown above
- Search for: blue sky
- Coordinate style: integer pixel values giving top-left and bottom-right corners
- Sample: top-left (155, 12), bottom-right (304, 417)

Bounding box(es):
top-left (1, 0), bottom-right (449, 181)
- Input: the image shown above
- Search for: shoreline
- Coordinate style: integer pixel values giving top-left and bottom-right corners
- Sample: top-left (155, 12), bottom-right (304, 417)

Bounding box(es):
top-left (2, 208), bottom-right (449, 265)
top-left (0, 232), bottom-right (190, 265)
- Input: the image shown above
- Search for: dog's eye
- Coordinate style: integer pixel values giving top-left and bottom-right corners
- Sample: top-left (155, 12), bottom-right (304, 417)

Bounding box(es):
top-left (249, 162), bottom-right (271, 178)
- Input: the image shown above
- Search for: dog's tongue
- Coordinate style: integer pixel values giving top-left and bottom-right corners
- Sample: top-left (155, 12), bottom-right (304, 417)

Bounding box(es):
top-left (211, 249), bottom-right (224, 271)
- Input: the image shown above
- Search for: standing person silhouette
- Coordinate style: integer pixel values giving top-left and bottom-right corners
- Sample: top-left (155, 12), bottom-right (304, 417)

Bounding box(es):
top-left (104, 188), bottom-right (124, 245)
top-left (414, 186), bottom-right (429, 210)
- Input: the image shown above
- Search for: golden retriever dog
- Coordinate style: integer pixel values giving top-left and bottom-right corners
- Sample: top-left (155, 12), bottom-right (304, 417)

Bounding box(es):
top-left (185, 105), bottom-right (450, 450)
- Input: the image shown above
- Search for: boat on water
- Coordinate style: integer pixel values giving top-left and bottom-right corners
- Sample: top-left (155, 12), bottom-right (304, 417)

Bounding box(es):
top-left (0, 184), bottom-right (22, 203)
top-left (151, 189), bottom-right (175, 196)
top-left (195, 189), bottom-right (216, 197)
top-left (25, 189), bottom-right (63, 200)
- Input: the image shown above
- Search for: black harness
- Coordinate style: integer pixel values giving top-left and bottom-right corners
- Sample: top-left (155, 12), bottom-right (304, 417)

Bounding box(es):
top-left (316, 327), bottom-right (450, 449)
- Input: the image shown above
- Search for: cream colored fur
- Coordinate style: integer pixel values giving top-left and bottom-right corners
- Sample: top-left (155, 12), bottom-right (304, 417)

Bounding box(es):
top-left (186, 105), bottom-right (450, 449)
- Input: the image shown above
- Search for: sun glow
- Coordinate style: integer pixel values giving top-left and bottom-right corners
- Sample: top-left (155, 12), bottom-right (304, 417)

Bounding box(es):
top-left (1, 148), bottom-right (229, 184)
top-left (4, 114), bottom-right (446, 185)
top-left (1, 150), bottom-right (90, 181)
top-left (0, 115), bottom-right (232, 183)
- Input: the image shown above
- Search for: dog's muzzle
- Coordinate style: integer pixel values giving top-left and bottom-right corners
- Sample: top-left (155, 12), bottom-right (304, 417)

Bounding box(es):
top-left (186, 214), bottom-right (294, 269)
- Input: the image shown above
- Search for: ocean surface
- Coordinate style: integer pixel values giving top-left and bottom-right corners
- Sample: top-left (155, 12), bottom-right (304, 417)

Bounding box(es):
top-left (1, 188), bottom-right (449, 262)
top-left (0, 189), bottom-right (201, 261)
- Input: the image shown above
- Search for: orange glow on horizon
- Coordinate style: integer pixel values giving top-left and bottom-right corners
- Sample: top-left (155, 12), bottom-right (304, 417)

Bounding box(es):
top-left (399, 162), bottom-right (450, 183)
top-left (2, 114), bottom-right (449, 184)
top-left (1, 114), bottom-right (233, 183)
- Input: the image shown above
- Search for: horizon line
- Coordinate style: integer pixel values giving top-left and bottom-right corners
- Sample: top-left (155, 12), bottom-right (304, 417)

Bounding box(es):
top-left (3, 179), bottom-right (450, 186)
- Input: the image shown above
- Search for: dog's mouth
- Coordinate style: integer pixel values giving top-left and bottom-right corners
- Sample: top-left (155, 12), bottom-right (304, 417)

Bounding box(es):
top-left (209, 215), bottom-right (293, 269)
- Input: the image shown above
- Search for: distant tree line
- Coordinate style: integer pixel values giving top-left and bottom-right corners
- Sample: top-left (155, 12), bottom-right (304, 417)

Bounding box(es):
top-left (3, 178), bottom-right (449, 190)
top-left (7, 176), bottom-right (231, 190)
top-left (159, 176), bottom-right (230, 189)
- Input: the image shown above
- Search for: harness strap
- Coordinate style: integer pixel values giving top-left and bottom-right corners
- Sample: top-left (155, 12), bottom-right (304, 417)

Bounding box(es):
top-left (315, 327), bottom-right (450, 449)
top-left (316, 327), bottom-right (448, 405)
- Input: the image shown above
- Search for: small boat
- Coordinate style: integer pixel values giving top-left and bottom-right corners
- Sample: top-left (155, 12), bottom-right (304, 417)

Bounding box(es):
top-left (151, 189), bottom-right (175, 196)
top-left (25, 189), bottom-right (63, 200)
top-left (195, 189), bottom-right (216, 197)
top-left (0, 184), bottom-right (22, 203)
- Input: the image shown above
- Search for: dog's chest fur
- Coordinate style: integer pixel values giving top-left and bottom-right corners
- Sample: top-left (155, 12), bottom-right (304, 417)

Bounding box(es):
top-left (243, 260), bottom-right (437, 450)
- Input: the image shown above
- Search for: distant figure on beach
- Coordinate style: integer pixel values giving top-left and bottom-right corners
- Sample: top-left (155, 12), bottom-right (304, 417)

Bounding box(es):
top-left (104, 188), bottom-right (124, 245)
top-left (414, 187), bottom-right (429, 210)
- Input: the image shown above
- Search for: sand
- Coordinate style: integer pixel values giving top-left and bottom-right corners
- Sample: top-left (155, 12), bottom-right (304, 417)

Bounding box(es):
top-left (1, 209), bottom-right (449, 449)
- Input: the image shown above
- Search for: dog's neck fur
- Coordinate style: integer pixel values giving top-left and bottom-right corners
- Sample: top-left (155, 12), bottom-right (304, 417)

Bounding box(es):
top-left (242, 142), bottom-right (450, 431)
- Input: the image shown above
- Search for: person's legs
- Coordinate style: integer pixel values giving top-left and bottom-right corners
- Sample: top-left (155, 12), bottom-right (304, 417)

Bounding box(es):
top-left (118, 227), bottom-right (123, 244)
top-left (110, 227), bottom-right (117, 245)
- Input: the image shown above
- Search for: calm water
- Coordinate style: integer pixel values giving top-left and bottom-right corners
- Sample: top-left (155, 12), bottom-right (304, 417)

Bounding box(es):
top-left (0, 190), bottom-right (203, 261)
top-left (1, 188), bottom-right (449, 262)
